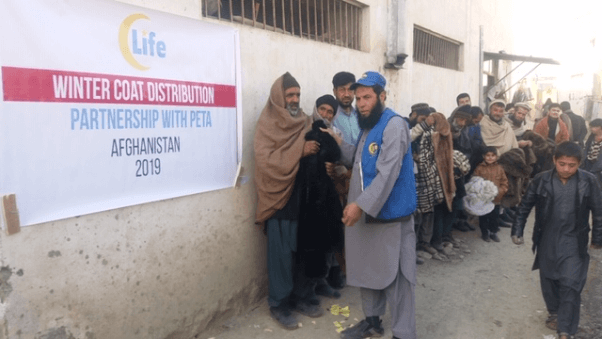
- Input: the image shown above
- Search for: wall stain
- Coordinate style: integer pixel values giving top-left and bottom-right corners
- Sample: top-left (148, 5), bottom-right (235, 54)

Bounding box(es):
top-left (35, 326), bottom-right (75, 339)
top-left (0, 266), bottom-right (13, 302)
top-left (48, 251), bottom-right (62, 258)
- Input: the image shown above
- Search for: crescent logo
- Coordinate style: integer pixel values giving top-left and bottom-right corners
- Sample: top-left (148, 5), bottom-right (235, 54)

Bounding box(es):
top-left (368, 142), bottom-right (379, 156)
top-left (119, 14), bottom-right (167, 71)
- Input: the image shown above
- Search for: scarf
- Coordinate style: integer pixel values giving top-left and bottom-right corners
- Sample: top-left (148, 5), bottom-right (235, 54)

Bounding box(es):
top-left (254, 73), bottom-right (310, 224)
top-left (479, 114), bottom-right (518, 155)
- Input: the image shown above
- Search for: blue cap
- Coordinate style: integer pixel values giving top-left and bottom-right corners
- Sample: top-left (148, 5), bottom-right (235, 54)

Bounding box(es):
top-left (350, 71), bottom-right (386, 90)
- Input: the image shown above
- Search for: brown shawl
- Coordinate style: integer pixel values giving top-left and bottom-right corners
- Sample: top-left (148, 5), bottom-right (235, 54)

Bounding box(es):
top-left (431, 113), bottom-right (456, 212)
top-left (533, 116), bottom-right (570, 144)
top-left (254, 74), bottom-right (310, 223)
top-left (480, 114), bottom-right (519, 155)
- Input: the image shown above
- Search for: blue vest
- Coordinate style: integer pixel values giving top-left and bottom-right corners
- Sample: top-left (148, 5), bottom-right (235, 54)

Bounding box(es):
top-left (361, 109), bottom-right (417, 219)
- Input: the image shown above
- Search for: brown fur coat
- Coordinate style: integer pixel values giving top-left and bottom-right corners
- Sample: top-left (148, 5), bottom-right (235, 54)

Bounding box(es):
top-left (431, 113), bottom-right (456, 212)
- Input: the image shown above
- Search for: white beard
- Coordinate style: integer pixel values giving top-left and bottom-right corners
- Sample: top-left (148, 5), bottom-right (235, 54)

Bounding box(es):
top-left (287, 104), bottom-right (299, 116)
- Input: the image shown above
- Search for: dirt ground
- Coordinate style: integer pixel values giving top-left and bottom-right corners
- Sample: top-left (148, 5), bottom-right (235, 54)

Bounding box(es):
top-left (203, 214), bottom-right (602, 339)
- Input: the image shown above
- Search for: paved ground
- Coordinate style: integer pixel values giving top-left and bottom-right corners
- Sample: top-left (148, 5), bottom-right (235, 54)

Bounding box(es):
top-left (202, 214), bottom-right (602, 339)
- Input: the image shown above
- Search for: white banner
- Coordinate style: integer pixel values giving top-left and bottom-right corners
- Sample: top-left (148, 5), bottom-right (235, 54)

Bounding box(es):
top-left (0, 0), bottom-right (242, 226)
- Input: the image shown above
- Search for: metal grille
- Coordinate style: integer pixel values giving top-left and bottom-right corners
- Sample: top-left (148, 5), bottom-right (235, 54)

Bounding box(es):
top-left (202, 0), bottom-right (362, 50)
top-left (413, 27), bottom-right (461, 71)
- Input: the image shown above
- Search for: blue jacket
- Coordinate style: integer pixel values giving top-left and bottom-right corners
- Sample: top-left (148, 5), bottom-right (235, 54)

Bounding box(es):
top-left (361, 109), bottom-right (416, 220)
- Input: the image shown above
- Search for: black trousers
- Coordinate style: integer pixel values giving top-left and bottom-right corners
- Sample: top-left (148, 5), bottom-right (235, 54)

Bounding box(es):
top-left (540, 270), bottom-right (583, 335)
top-left (478, 205), bottom-right (500, 235)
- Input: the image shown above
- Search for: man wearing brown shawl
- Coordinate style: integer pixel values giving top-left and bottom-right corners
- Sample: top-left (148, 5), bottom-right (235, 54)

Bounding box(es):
top-left (254, 72), bottom-right (323, 329)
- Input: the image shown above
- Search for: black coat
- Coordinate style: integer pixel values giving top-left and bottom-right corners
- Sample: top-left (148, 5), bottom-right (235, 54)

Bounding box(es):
top-left (511, 169), bottom-right (602, 270)
top-left (582, 134), bottom-right (602, 183)
top-left (296, 120), bottom-right (344, 278)
top-left (565, 110), bottom-right (587, 146)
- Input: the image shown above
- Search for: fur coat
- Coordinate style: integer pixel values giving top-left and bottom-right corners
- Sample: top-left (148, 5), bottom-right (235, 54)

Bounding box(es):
top-left (522, 130), bottom-right (555, 176)
top-left (296, 120), bottom-right (344, 278)
top-left (497, 148), bottom-right (532, 208)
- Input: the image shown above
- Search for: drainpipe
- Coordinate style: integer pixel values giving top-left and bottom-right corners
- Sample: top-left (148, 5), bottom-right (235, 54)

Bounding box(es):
top-left (385, 0), bottom-right (408, 69)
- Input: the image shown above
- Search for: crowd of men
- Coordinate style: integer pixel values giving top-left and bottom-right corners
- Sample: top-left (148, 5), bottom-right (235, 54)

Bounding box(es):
top-left (253, 71), bottom-right (602, 339)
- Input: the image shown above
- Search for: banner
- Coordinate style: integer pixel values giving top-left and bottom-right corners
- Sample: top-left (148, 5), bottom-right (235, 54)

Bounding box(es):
top-left (0, 0), bottom-right (242, 226)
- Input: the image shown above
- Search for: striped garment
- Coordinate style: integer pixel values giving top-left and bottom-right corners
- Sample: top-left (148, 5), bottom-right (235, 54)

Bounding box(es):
top-left (587, 139), bottom-right (602, 162)
top-left (415, 126), bottom-right (444, 213)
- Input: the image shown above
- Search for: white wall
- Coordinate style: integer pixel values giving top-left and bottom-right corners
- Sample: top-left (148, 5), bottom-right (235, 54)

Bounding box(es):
top-left (0, 0), bottom-right (513, 338)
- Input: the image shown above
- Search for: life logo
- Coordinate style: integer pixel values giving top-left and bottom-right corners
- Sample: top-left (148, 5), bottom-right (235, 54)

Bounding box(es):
top-left (118, 14), bottom-right (166, 71)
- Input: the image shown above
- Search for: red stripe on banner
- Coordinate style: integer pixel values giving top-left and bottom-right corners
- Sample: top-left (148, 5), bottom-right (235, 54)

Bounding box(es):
top-left (1, 66), bottom-right (236, 107)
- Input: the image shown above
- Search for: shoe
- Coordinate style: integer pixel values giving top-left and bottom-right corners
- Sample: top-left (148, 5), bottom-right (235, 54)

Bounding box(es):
top-left (270, 304), bottom-right (299, 330)
top-left (463, 220), bottom-right (476, 231)
top-left (418, 243), bottom-right (438, 255)
top-left (453, 222), bottom-right (470, 232)
top-left (489, 232), bottom-right (500, 242)
top-left (292, 300), bottom-right (324, 318)
top-left (315, 282), bottom-right (341, 299)
top-left (431, 242), bottom-right (444, 252)
top-left (482, 231), bottom-right (491, 242)
top-left (498, 219), bottom-right (513, 228)
top-left (558, 332), bottom-right (573, 339)
top-left (545, 314), bottom-right (557, 330)
top-left (327, 266), bottom-right (346, 289)
top-left (416, 256), bottom-right (425, 265)
top-left (442, 234), bottom-right (459, 247)
top-left (339, 317), bottom-right (384, 339)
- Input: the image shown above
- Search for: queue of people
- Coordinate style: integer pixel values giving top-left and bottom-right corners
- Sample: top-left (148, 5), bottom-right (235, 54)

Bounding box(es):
top-left (253, 71), bottom-right (602, 339)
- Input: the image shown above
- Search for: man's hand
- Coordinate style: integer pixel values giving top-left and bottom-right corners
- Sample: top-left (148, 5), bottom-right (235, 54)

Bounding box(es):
top-left (518, 140), bottom-right (532, 148)
top-left (342, 203), bottom-right (362, 227)
top-left (303, 140), bottom-right (320, 157)
top-left (591, 243), bottom-right (602, 250)
top-left (319, 127), bottom-right (343, 145)
top-left (325, 162), bottom-right (336, 178)
top-left (512, 235), bottom-right (524, 245)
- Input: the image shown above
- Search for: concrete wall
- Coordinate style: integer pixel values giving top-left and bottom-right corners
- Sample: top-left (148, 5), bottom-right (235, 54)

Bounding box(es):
top-left (0, 0), bottom-right (513, 338)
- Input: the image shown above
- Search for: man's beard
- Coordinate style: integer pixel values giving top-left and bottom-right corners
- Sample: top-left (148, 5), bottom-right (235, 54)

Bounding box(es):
top-left (339, 100), bottom-right (352, 109)
top-left (451, 121), bottom-right (464, 137)
top-left (357, 100), bottom-right (384, 130)
top-left (287, 103), bottom-right (299, 116)
top-left (509, 114), bottom-right (524, 127)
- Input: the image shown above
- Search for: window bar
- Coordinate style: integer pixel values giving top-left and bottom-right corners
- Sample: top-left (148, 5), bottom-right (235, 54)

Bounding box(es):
top-left (299, 0), bottom-right (303, 37)
top-left (307, 0), bottom-right (311, 39)
top-left (356, 4), bottom-right (362, 50)
top-left (342, 2), bottom-right (349, 47)
top-left (320, 0), bottom-right (325, 42)
top-left (217, 0), bottom-right (222, 20)
top-left (282, 0), bottom-right (286, 33)
top-left (327, 0), bottom-right (331, 43)
top-left (339, 1), bottom-right (343, 46)
top-left (349, 6), bottom-right (355, 48)
top-left (332, 0), bottom-right (337, 45)
top-left (353, 6), bottom-right (357, 50)
top-left (338, 0), bottom-right (342, 45)
top-left (437, 36), bottom-right (441, 67)
top-left (253, 0), bottom-right (257, 27)
top-left (241, 0), bottom-right (245, 25)
top-left (203, 0), bottom-right (208, 18)
top-left (314, 0), bottom-right (318, 41)
top-left (417, 30), bottom-right (422, 63)
top-left (290, 0), bottom-right (295, 36)
top-left (272, 0), bottom-right (277, 31)
top-left (229, 0), bottom-right (234, 21)
top-left (262, 0), bottom-right (266, 29)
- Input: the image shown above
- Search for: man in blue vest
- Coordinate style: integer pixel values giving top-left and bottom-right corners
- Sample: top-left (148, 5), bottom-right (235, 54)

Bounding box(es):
top-left (334, 71), bottom-right (417, 339)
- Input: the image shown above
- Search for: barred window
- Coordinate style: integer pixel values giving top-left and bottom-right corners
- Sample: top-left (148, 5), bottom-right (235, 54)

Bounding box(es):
top-left (413, 26), bottom-right (462, 71)
top-left (202, 0), bottom-right (363, 50)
